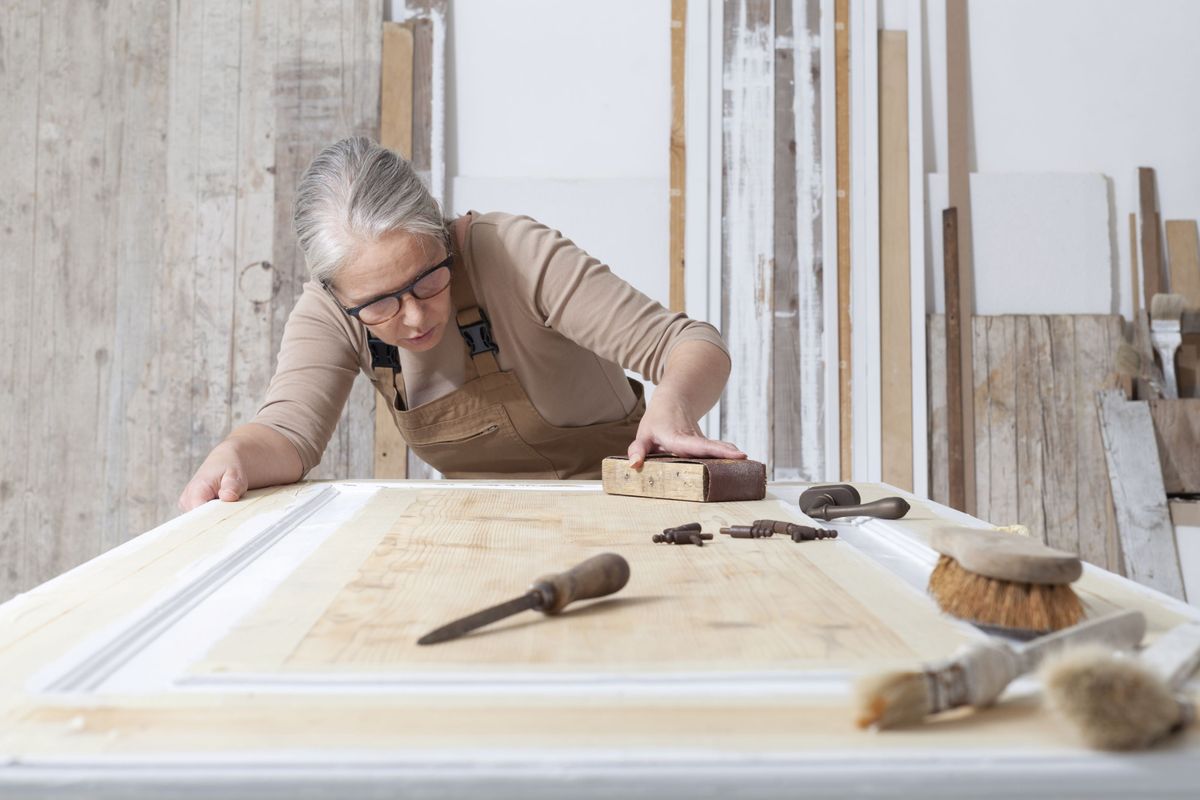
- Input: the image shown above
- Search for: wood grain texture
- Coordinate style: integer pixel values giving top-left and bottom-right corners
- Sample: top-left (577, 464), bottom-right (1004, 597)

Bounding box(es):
top-left (1139, 168), bottom-right (1165, 311)
top-left (835, 0), bottom-right (851, 480)
top-left (1097, 390), bottom-right (1185, 599)
top-left (670, 0), bottom-right (687, 313)
top-left (0, 0), bottom-right (384, 603)
top-left (1166, 220), bottom-right (1200, 397)
top-left (375, 22), bottom-right (416, 480)
top-left (879, 30), bottom-right (912, 491)
top-left (1148, 398), bottom-right (1200, 494)
top-left (943, 209), bottom-right (965, 511)
top-left (199, 487), bottom-right (973, 674)
top-left (929, 315), bottom-right (1123, 571)
top-left (945, 0), bottom-right (976, 514)
top-left (721, 0), bottom-right (774, 468)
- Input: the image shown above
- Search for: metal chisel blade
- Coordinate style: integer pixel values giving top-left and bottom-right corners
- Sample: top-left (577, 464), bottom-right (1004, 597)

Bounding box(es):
top-left (417, 590), bottom-right (542, 646)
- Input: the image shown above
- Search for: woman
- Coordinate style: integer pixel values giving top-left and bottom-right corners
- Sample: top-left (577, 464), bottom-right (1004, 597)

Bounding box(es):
top-left (178, 138), bottom-right (743, 511)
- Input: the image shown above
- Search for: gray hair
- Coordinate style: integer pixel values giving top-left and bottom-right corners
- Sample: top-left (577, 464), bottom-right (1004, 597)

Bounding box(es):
top-left (293, 137), bottom-right (446, 284)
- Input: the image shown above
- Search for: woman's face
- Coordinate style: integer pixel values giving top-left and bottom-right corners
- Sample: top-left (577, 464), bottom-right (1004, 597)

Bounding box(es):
top-left (330, 228), bottom-right (454, 352)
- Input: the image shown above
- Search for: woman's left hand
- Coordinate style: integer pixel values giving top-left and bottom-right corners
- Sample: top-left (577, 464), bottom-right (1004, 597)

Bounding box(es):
top-left (626, 392), bottom-right (746, 469)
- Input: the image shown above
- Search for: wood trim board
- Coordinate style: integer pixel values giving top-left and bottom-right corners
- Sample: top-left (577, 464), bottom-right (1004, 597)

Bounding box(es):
top-left (670, 0), bottom-right (687, 313)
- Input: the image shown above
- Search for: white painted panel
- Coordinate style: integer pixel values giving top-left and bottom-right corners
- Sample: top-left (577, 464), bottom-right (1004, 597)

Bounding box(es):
top-left (445, 0), bottom-right (670, 180)
top-left (925, 173), bottom-right (1114, 315)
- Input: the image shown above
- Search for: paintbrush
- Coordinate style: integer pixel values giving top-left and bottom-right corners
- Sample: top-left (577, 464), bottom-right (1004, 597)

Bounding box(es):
top-left (855, 609), bottom-right (1145, 730)
top-left (1041, 621), bottom-right (1200, 750)
top-left (927, 527), bottom-right (1084, 635)
top-left (1150, 293), bottom-right (1186, 398)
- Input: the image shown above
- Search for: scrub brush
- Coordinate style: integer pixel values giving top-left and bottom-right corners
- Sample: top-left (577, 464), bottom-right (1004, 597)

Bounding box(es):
top-left (855, 610), bottom-right (1145, 730)
top-left (927, 527), bottom-right (1084, 635)
top-left (1041, 621), bottom-right (1200, 750)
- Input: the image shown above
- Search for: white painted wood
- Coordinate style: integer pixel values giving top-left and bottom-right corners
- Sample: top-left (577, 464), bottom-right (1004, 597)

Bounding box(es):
top-left (721, 0), bottom-right (774, 466)
top-left (820, 0), bottom-right (841, 480)
top-left (849, 0), bottom-right (881, 482)
top-left (1097, 390), bottom-right (1186, 600)
top-left (906, 0), bottom-right (928, 499)
top-left (926, 173), bottom-right (1114, 315)
top-left (1170, 499), bottom-right (1200, 606)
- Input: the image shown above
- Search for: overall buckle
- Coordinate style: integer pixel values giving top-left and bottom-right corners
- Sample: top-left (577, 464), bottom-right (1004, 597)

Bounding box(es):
top-left (367, 334), bottom-right (402, 370)
top-left (460, 318), bottom-right (499, 357)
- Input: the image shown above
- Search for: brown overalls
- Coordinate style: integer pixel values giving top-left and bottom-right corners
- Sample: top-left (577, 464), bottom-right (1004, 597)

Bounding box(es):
top-left (368, 246), bottom-right (645, 480)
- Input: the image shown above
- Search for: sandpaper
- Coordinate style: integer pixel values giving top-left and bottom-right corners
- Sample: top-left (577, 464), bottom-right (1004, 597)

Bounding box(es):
top-left (601, 455), bottom-right (767, 502)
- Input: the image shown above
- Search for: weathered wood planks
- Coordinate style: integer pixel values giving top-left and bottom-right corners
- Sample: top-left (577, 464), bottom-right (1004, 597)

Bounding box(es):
top-left (1097, 390), bottom-right (1185, 600)
top-left (1148, 398), bottom-right (1200, 494)
top-left (0, 0), bottom-right (384, 603)
top-left (929, 315), bottom-right (1124, 572)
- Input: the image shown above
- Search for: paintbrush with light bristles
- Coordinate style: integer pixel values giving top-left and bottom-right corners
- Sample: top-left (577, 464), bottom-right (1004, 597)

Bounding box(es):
top-left (855, 610), bottom-right (1145, 730)
top-left (1041, 621), bottom-right (1200, 750)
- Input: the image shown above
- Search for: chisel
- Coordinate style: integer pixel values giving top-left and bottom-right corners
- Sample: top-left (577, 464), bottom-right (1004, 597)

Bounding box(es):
top-left (417, 552), bottom-right (631, 645)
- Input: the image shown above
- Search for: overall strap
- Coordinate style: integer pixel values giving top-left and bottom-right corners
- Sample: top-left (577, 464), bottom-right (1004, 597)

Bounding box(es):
top-left (450, 252), bottom-right (500, 376)
top-left (366, 332), bottom-right (407, 410)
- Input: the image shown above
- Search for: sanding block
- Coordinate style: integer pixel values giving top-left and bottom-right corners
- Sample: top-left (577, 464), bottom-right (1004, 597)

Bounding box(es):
top-left (601, 455), bottom-right (767, 502)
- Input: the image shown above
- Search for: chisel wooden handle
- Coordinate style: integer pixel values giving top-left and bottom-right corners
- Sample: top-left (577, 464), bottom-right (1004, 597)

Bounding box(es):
top-left (530, 553), bottom-right (630, 615)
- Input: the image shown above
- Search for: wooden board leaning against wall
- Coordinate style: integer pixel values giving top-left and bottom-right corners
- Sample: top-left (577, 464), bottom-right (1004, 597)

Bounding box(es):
top-left (0, 0), bottom-right (382, 604)
top-left (928, 314), bottom-right (1125, 575)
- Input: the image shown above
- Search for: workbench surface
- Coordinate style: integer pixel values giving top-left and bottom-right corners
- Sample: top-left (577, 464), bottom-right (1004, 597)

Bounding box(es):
top-left (1, 480), bottom-right (1196, 799)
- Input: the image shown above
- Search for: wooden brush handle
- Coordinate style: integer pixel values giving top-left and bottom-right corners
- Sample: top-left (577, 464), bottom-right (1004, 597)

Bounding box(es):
top-left (1143, 622), bottom-right (1200, 689)
top-left (1017, 609), bottom-right (1146, 672)
top-left (531, 553), bottom-right (631, 615)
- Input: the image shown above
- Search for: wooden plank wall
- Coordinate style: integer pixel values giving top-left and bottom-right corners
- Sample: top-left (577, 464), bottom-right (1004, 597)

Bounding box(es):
top-left (722, 0), bottom-right (827, 481)
top-left (928, 314), bottom-right (1125, 573)
top-left (0, 0), bottom-right (382, 602)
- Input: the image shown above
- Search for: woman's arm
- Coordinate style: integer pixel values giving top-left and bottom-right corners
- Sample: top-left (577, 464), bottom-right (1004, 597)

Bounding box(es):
top-left (625, 339), bottom-right (745, 469)
top-left (178, 423), bottom-right (304, 511)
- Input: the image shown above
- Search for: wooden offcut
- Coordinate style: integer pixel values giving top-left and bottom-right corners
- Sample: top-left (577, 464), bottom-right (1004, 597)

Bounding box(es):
top-left (669, 0), bottom-right (686, 313)
top-left (1097, 390), bottom-right (1185, 600)
top-left (943, 208), bottom-right (966, 511)
top-left (1166, 220), bottom-right (1200, 397)
top-left (1139, 168), bottom-right (1166, 313)
top-left (835, 0), bottom-right (852, 479)
top-left (879, 30), bottom-right (912, 491)
top-left (601, 456), bottom-right (766, 502)
top-left (945, 0), bottom-right (977, 514)
top-left (1148, 398), bottom-right (1200, 494)
top-left (375, 22), bottom-right (416, 481)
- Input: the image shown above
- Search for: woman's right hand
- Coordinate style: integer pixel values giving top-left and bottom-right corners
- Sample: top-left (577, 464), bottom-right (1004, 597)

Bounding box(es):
top-left (178, 445), bottom-right (250, 512)
top-left (176, 423), bottom-right (304, 513)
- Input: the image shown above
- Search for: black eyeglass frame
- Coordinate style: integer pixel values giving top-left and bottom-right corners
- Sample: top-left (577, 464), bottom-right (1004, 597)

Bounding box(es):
top-left (326, 254), bottom-right (455, 320)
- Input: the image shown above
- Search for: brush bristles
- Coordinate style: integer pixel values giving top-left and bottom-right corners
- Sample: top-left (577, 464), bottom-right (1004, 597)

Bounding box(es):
top-left (928, 555), bottom-right (1084, 633)
top-left (1042, 645), bottom-right (1186, 750)
top-left (853, 670), bottom-right (931, 730)
top-left (1151, 293), bottom-right (1186, 320)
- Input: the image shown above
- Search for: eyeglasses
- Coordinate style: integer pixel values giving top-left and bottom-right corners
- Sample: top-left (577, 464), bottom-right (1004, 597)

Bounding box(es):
top-left (330, 254), bottom-right (454, 325)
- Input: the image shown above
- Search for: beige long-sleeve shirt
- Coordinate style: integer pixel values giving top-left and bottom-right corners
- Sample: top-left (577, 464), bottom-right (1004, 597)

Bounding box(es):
top-left (253, 211), bottom-right (730, 475)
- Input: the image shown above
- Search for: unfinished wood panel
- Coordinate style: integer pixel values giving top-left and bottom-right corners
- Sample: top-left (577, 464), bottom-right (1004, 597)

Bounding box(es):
top-left (375, 22), bottom-right (416, 480)
top-left (835, 0), bottom-right (851, 480)
top-left (772, 0), bottom-right (802, 476)
top-left (1148, 398), bottom-right (1200, 495)
top-left (1130, 212), bottom-right (1141, 319)
top-left (928, 316), bottom-right (949, 504)
top-left (879, 30), bottom-right (912, 491)
top-left (1139, 168), bottom-right (1165, 311)
top-left (721, 0), bottom-right (774, 467)
top-left (1097, 390), bottom-right (1185, 600)
top-left (200, 489), bottom-right (974, 674)
top-left (0, 0), bottom-right (384, 603)
top-left (930, 315), bottom-right (1122, 571)
top-left (974, 317), bottom-right (1018, 527)
top-left (1074, 316), bottom-right (1125, 574)
top-left (670, 0), bottom-right (686, 313)
top-left (1166, 220), bottom-right (1200, 398)
top-left (0, 1), bottom-right (44, 595)
top-left (946, 0), bottom-right (976, 515)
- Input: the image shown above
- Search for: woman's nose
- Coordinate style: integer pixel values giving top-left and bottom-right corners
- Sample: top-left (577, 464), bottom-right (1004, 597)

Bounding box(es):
top-left (398, 296), bottom-right (428, 330)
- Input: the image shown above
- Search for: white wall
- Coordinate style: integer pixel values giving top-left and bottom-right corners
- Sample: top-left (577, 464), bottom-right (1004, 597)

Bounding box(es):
top-left (443, 0), bottom-right (672, 309)
top-left (918, 0), bottom-right (1200, 317)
